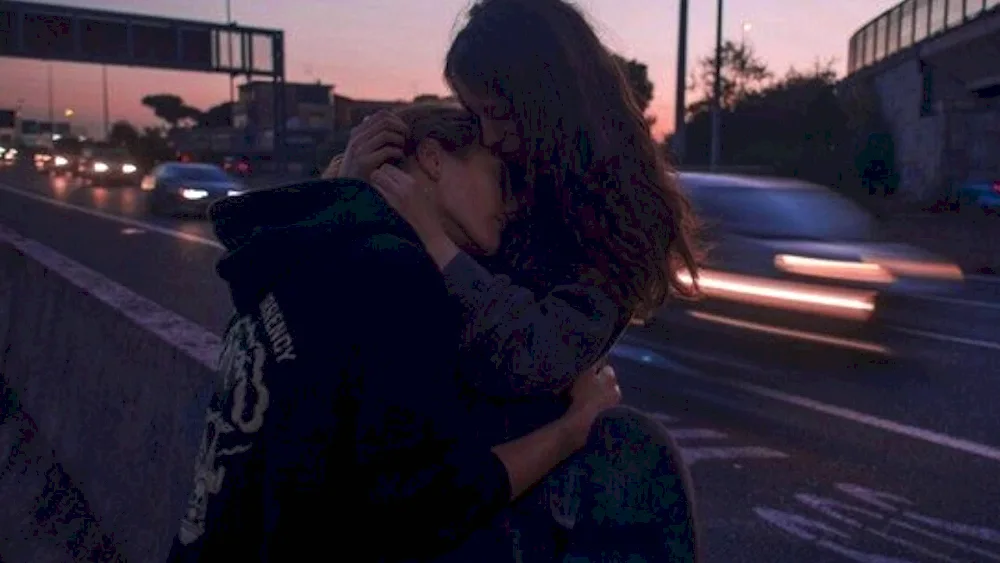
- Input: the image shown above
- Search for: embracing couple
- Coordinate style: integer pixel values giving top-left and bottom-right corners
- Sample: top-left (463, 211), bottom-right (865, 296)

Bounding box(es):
top-left (167, 0), bottom-right (701, 561)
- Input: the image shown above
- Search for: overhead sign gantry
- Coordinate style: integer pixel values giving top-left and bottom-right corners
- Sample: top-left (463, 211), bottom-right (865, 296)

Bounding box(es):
top-left (0, 1), bottom-right (287, 168)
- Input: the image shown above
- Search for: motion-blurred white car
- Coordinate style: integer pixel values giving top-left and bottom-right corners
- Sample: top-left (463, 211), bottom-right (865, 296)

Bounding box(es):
top-left (658, 173), bottom-right (964, 357)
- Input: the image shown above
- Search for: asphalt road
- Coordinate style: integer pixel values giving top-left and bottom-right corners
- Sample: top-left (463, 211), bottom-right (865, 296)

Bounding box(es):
top-left (2, 164), bottom-right (1000, 563)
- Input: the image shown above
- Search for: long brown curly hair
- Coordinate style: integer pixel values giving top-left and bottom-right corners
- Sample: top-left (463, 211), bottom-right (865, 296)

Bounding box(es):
top-left (445, 0), bottom-right (700, 319)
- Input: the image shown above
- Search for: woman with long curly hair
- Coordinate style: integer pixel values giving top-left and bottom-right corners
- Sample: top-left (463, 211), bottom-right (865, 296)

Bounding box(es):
top-left (337, 0), bottom-right (702, 560)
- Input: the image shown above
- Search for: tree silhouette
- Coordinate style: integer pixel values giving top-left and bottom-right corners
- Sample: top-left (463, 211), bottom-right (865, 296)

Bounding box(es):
top-left (108, 121), bottom-right (140, 149)
top-left (612, 54), bottom-right (654, 115)
top-left (199, 102), bottom-right (234, 128)
top-left (413, 94), bottom-right (444, 103)
top-left (688, 40), bottom-right (772, 114)
top-left (141, 94), bottom-right (203, 128)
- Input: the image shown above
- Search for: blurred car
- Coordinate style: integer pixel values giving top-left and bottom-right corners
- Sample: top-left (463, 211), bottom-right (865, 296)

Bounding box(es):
top-left (140, 162), bottom-right (247, 216)
top-left (35, 151), bottom-right (77, 174)
top-left (76, 146), bottom-right (141, 186)
top-left (51, 153), bottom-right (78, 174)
top-left (1, 146), bottom-right (18, 166)
top-left (33, 151), bottom-right (52, 172)
top-left (658, 173), bottom-right (965, 357)
top-left (953, 177), bottom-right (1000, 215)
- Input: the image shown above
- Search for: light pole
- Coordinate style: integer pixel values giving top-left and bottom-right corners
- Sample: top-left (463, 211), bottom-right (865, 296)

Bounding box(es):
top-left (226, 0), bottom-right (235, 104)
top-left (672, 0), bottom-right (689, 165)
top-left (61, 108), bottom-right (74, 140)
top-left (101, 65), bottom-right (110, 140)
top-left (709, 0), bottom-right (723, 170)
top-left (741, 22), bottom-right (752, 45)
top-left (47, 64), bottom-right (55, 145)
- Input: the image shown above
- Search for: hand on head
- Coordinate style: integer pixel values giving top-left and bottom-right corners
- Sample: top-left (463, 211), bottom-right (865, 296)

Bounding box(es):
top-left (370, 164), bottom-right (444, 242)
top-left (333, 110), bottom-right (408, 182)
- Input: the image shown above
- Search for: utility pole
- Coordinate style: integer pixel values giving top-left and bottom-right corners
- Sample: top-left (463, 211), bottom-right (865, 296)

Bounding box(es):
top-left (226, 0), bottom-right (235, 104)
top-left (101, 65), bottom-right (110, 140)
top-left (710, 0), bottom-right (723, 170)
top-left (47, 64), bottom-right (55, 145)
top-left (672, 0), bottom-right (689, 165)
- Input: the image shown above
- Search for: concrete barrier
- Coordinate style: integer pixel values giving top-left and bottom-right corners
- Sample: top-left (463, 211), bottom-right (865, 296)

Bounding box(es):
top-left (0, 224), bottom-right (222, 562)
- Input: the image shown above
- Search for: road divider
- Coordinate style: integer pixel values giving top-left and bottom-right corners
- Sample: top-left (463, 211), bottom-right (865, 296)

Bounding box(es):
top-left (0, 223), bottom-right (221, 562)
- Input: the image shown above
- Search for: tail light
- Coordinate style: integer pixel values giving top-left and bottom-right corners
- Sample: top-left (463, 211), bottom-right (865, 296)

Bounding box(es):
top-left (992, 181), bottom-right (1000, 194)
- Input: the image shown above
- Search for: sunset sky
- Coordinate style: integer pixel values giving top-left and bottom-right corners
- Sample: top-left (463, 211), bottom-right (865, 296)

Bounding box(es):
top-left (0, 0), bottom-right (900, 138)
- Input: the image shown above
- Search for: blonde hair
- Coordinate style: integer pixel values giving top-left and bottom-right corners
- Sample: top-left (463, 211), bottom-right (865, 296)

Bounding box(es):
top-left (322, 102), bottom-right (479, 179)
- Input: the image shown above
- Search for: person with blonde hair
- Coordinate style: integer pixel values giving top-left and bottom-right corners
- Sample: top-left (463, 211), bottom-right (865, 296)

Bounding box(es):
top-left (166, 101), bottom-right (626, 563)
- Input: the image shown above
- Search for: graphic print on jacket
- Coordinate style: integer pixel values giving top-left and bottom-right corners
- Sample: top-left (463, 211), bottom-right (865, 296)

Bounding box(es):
top-left (178, 292), bottom-right (295, 545)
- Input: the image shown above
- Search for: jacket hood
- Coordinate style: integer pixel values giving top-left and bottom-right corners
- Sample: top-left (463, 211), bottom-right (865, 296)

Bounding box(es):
top-left (210, 178), bottom-right (419, 306)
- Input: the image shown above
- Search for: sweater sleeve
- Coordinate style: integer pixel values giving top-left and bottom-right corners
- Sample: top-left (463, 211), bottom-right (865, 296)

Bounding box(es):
top-left (442, 250), bottom-right (623, 397)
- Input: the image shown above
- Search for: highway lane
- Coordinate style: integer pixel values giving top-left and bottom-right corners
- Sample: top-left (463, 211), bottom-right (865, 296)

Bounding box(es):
top-left (1, 167), bottom-right (999, 562)
top-left (617, 348), bottom-right (1000, 563)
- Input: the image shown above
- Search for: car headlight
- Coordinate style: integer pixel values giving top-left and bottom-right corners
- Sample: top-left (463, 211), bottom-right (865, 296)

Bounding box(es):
top-left (122, 163), bottom-right (137, 174)
top-left (93, 161), bottom-right (109, 173)
top-left (181, 188), bottom-right (209, 200)
top-left (227, 189), bottom-right (246, 197)
top-left (54, 156), bottom-right (68, 166)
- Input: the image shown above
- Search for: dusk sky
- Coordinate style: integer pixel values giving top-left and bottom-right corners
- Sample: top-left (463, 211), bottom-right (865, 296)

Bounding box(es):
top-left (1, 0), bottom-right (899, 138)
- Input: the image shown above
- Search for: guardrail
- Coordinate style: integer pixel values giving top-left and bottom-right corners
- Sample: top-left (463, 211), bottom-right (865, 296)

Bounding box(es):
top-left (847, 0), bottom-right (1000, 74)
top-left (0, 224), bottom-right (220, 562)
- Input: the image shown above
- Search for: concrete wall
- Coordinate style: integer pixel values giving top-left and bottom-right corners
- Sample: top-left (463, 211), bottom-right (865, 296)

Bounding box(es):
top-left (871, 56), bottom-right (947, 201)
top-left (947, 103), bottom-right (1000, 186)
top-left (0, 225), bottom-right (221, 562)
top-left (850, 15), bottom-right (1000, 203)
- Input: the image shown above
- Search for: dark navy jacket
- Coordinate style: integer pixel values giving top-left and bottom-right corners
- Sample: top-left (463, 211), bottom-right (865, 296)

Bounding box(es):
top-left (166, 179), bottom-right (511, 562)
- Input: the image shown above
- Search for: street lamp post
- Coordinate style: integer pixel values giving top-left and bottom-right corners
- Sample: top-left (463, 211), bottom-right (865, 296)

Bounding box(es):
top-left (62, 108), bottom-right (74, 141)
top-left (709, 0), bottom-right (723, 170)
top-left (101, 65), bottom-right (110, 140)
top-left (226, 0), bottom-right (235, 104)
top-left (672, 0), bottom-right (689, 165)
top-left (47, 64), bottom-right (55, 145)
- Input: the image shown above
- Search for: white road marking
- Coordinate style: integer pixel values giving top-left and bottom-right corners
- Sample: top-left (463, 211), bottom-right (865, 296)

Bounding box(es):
top-left (913, 293), bottom-right (1000, 311)
top-left (649, 412), bottom-right (678, 424)
top-left (967, 274), bottom-right (999, 285)
top-left (890, 519), bottom-right (1000, 562)
top-left (121, 227), bottom-right (146, 235)
top-left (759, 483), bottom-right (1000, 562)
top-left (0, 182), bottom-right (223, 249)
top-left (611, 344), bottom-right (702, 375)
top-left (667, 428), bottom-right (728, 441)
top-left (892, 326), bottom-right (1000, 351)
top-left (616, 336), bottom-right (1000, 463)
top-left (681, 446), bottom-right (789, 465)
top-left (688, 310), bottom-right (889, 354)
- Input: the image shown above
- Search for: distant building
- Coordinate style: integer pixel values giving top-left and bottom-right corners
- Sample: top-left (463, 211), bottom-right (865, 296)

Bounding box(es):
top-left (0, 110), bottom-right (15, 147)
top-left (173, 87), bottom-right (445, 175)
top-left (17, 119), bottom-right (71, 149)
top-left (233, 81), bottom-right (336, 131)
top-left (332, 94), bottom-right (408, 130)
